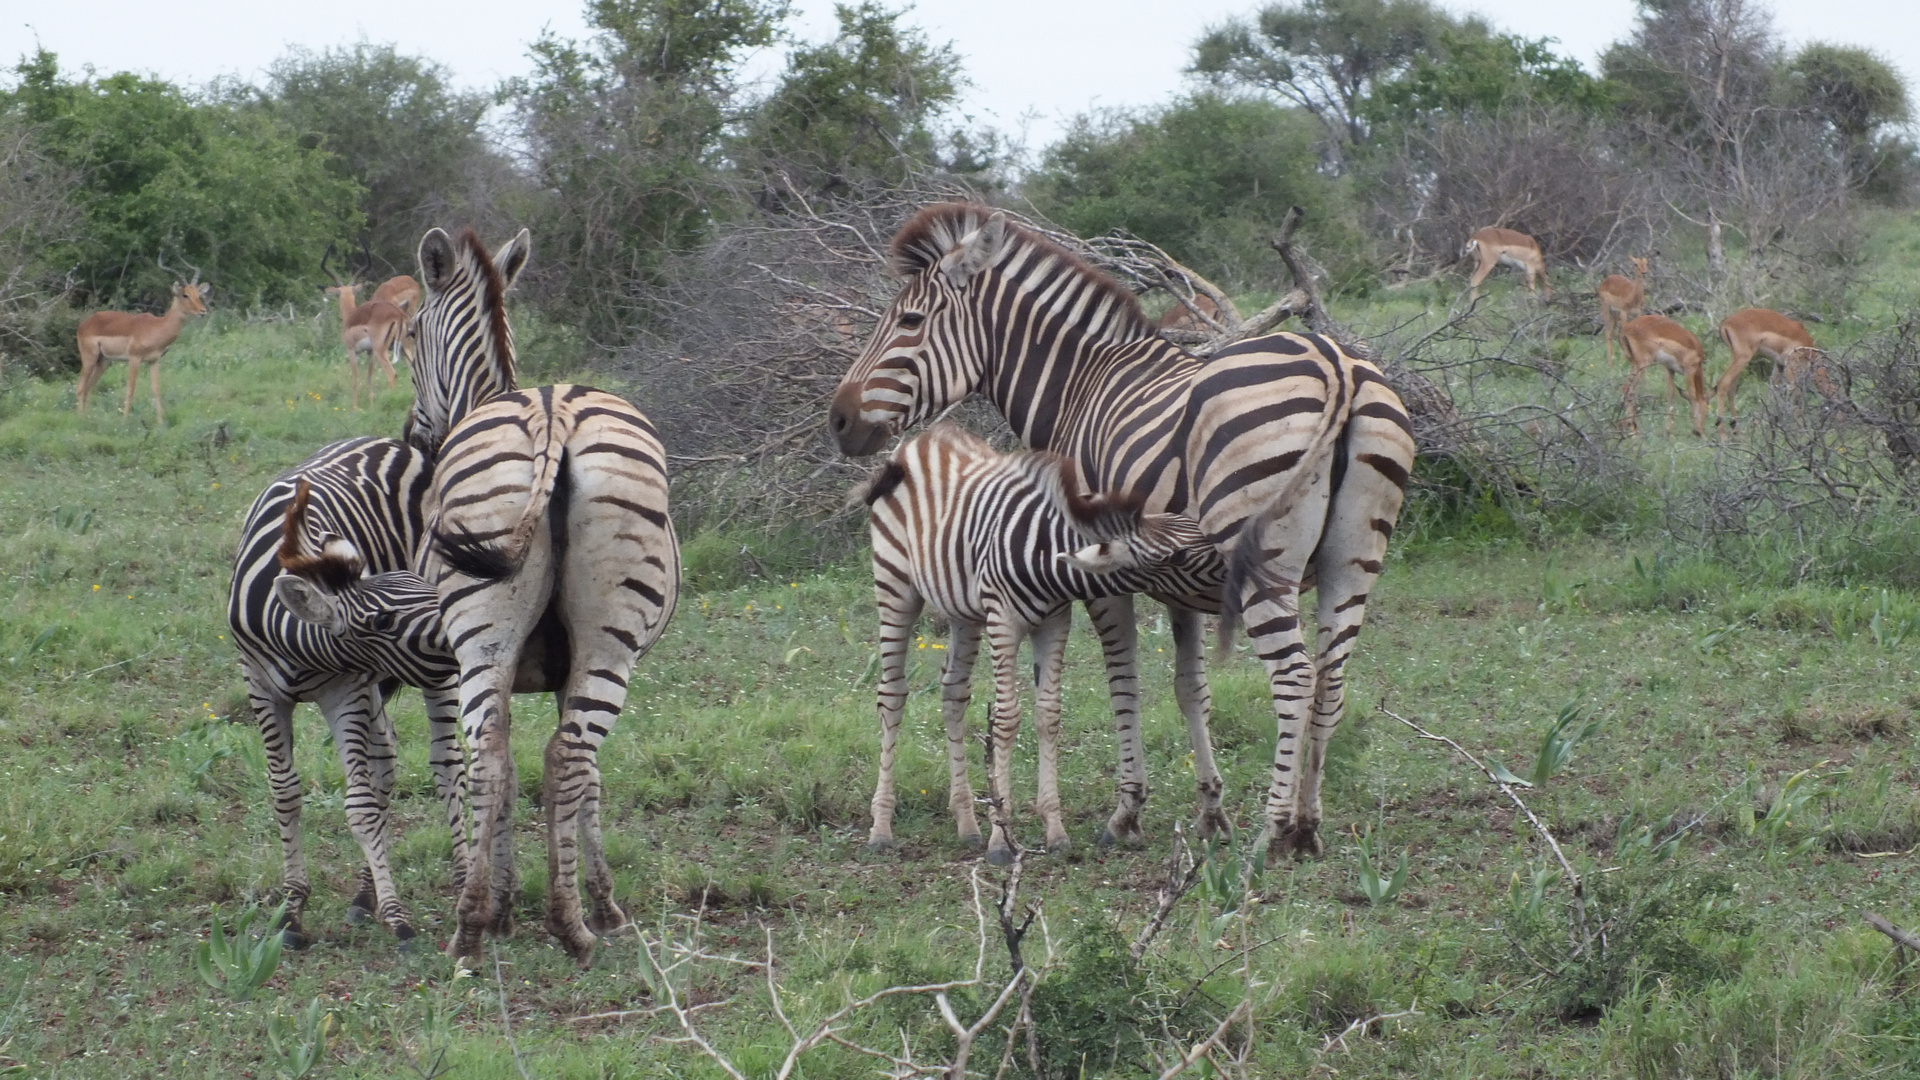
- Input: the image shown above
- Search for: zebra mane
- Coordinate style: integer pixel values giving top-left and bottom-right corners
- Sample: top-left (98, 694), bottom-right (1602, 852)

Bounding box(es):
top-left (278, 479), bottom-right (365, 591)
top-left (889, 203), bottom-right (1152, 339)
top-left (457, 227), bottom-right (517, 395)
top-left (1011, 447), bottom-right (1147, 542)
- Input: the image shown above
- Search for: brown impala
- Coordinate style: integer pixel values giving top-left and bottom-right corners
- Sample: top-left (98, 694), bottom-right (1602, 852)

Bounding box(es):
top-left (1463, 226), bottom-right (1550, 302)
top-left (1598, 255), bottom-right (1650, 365)
top-left (321, 244), bottom-right (407, 408)
top-left (370, 274), bottom-right (421, 366)
top-left (1712, 308), bottom-right (1832, 431)
top-left (1621, 314), bottom-right (1709, 438)
top-left (75, 257), bottom-right (211, 426)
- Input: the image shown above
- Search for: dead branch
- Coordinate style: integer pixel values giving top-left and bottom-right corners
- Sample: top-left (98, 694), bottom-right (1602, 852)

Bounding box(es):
top-left (1317, 1002), bottom-right (1424, 1055)
top-left (1132, 823), bottom-right (1202, 960)
top-left (1863, 912), bottom-right (1920, 954)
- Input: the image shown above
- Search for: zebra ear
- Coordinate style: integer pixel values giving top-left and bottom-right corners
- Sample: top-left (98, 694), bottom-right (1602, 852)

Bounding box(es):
top-left (938, 212), bottom-right (1010, 287)
top-left (274, 574), bottom-right (344, 632)
top-left (418, 228), bottom-right (458, 292)
top-left (1058, 543), bottom-right (1137, 575)
top-left (493, 229), bottom-right (531, 290)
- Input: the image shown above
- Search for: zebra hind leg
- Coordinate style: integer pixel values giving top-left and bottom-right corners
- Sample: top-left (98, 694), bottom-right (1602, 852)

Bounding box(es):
top-left (983, 609), bottom-right (1030, 867)
top-left (315, 680), bottom-right (414, 941)
top-left (1029, 609), bottom-right (1073, 856)
top-left (1086, 596), bottom-right (1147, 848)
top-left (422, 684), bottom-right (471, 893)
top-left (250, 678), bottom-right (312, 948)
top-left (939, 620), bottom-right (984, 848)
top-left (1169, 608), bottom-right (1230, 840)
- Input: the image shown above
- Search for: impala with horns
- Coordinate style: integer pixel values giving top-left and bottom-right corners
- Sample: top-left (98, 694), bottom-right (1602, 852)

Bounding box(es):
top-left (322, 242), bottom-right (406, 408)
top-left (1598, 255), bottom-right (1651, 366)
top-left (75, 253), bottom-right (211, 426)
top-left (1712, 308), bottom-right (1833, 431)
top-left (1463, 227), bottom-right (1550, 302)
top-left (1621, 313), bottom-right (1709, 438)
top-left (371, 274), bottom-right (422, 366)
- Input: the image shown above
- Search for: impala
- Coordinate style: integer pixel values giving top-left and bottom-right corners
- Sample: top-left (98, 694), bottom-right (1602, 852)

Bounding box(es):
top-left (371, 275), bottom-right (421, 366)
top-left (75, 256), bottom-right (211, 426)
top-left (1463, 227), bottom-right (1550, 302)
top-left (1598, 255), bottom-right (1650, 365)
top-left (322, 245), bottom-right (406, 408)
top-left (1712, 308), bottom-right (1833, 431)
top-left (1621, 314), bottom-right (1708, 438)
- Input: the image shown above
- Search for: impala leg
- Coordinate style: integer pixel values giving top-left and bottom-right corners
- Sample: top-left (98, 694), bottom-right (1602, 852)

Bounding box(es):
top-left (1622, 364), bottom-right (1646, 434)
top-left (1087, 596), bottom-right (1147, 848)
top-left (868, 588), bottom-right (922, 852)
top-left (983, 609), bottom-right (1029, 867)
top-left (247, 672), bottom-right (311, 948)
top-left (1170, 608), bottom-right (1229, 838)
top-left (314, 679), bottom-right (414, 942)
top-left (375, 328), bottom-right (398, 389)
top-left (122, 357), bottom-right (140, 418)
top-left (148, 359), bottom-right (165, 427)
top-left (1662, 368), bottom-right (1678, 436)
top-left (1030, 609), bottom-right (1072, 856)
top-left (941, 621), bottom-right (985, 847)
top-left (1714, 346), bottom-right (1753, 433)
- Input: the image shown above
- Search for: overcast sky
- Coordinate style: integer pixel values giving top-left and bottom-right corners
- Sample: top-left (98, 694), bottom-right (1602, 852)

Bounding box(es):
top-left (5, 0), bottom-right (1917, 153)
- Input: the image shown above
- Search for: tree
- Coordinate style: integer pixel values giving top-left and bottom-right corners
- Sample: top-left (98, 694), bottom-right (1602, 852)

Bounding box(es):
top-left (1363, 32), bottom-right (1609, 124)
top-left (1190, 0), bottom-right (1488, 164)
top-left (247, 44), bottom-right (506, 277)
top-left (1, 49), bottom-right (362, 308)
top-left (732, 2), bottom-right (966, 198)
top-left (1785, 43), bottom-right (1913, 198)
top-left (1024, 94), bottom-right (1367, 291)
top-left (505, 0), bottom-right (787, 339)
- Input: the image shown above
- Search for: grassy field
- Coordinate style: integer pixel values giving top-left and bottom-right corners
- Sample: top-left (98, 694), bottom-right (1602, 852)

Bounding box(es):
top-left (4, 291), bottom-right (1920, 1079)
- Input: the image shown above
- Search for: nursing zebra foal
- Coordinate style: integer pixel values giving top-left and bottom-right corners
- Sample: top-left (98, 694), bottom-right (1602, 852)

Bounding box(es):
top-left (227, 437), bottom-right (467, 946)
top-left (831, 204), bottom-right (1415, 857)
top-left (406, 227), bottom-right (680, 967)
top-left (859, 423), bottom-right (1222, 862)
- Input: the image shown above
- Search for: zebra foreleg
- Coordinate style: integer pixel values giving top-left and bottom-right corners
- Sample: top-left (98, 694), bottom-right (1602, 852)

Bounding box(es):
top-left (543, 659), bottom-right (631, 967)
top-left (1243, 581), bottom-right (1320, 859)
top-left (313, 680), bottom-right (413, 941)
top-left (249, 678), bottom-right (312, 948)
top-left (1087, 596), bottom-right (1147, 848)
top-left (1169, 608), bottom-right (1230, 840)
top-left (1029, 608), bottom-right (1073, 856)
top-left (939, 620), bottom-right (984, 848)
top-left (868, 591), bottom-right (923, 852)
top-left (450, 660), bottom-right (518, 963)
top-left (422, 684), bottom-right (471, 892)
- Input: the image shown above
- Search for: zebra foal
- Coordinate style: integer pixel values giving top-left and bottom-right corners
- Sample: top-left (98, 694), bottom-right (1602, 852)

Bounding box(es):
top-left (858, 423), bottom-right (1220, 863)
top-left (831, 204), bottom-right (1415, 857)
top-left (404, 227), bottom-right (680, 967)
top-left (227, 438), bottom-right (468, 946)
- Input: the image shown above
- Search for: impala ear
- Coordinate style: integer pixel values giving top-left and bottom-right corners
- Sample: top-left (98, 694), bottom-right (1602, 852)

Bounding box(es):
top-left (418, 228), bottom-right (458, 292)
top-left (493, 229), bottom-right (531, 290)
top-left (274, 574), bottom-right (344, 632)
top-left (938, 212), bottom-right (1010, 288)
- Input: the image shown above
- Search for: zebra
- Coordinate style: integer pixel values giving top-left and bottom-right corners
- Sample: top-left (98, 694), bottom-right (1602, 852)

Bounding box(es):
top-left (227, 438), bottom-right (468, 946)
top-left (857, 423), bottom-right (1224, 863)
top-left (406, 227), bottom-right (681, 967)
top-left (828, 204), bottom-right (1415, 858)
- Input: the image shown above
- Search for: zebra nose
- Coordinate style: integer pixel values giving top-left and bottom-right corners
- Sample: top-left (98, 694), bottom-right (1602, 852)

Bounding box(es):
top-left (830, 411), bottom-right (849, 434)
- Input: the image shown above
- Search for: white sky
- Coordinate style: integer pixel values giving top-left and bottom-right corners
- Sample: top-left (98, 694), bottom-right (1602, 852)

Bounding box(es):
top-left (4, 0), bottom-right (1916, 153)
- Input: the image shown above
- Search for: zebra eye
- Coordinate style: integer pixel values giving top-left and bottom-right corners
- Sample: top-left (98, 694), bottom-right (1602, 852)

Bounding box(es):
top-left (898, 310), bottom-right (926, 330)
top-left (371, 611), bottom-right (397, 633)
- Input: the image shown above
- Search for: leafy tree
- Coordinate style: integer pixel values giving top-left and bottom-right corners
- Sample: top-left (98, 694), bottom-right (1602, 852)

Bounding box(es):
top-left (506, 0), bottom-right (787, 339)
top-left (246, 44), bottom-right (503, 277)
top-left (1364, 32), bottom-right (1609, 124)
top-left (1191, 0), bottom-right (1488, 163)
top-left (1, 49), bottom-right (361, 308)
top-left (1025, 93), bottom-right (1367, 291)
top-left (1786, 43), bottom-right (1909, 141)
top-left (732, 2), bottom-right (965, 197)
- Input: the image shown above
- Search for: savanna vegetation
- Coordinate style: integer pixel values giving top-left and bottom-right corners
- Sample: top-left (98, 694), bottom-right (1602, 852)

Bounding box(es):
top-left (5, 0), bottom-right (1920, 1076)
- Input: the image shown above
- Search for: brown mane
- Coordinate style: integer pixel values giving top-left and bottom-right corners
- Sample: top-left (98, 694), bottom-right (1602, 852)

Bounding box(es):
top-left (888, 203), bottom-right (1153, 339)
top-left (458, 226), bottom-right (516, 392)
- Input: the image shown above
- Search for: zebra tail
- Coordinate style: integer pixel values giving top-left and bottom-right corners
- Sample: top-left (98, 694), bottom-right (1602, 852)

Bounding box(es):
top-left (1214, 369), bottom-right (1352, 653)
top-left (434, 401), bottom-right (575, 581)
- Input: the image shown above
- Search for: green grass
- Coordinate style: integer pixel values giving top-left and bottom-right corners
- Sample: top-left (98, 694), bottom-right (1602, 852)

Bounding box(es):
top-left (5, 315), bottom-right (1920, 1078)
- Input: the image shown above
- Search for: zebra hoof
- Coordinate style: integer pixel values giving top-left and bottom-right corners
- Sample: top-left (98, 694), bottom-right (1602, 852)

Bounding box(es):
top-left (1098, 820), bottom-right (1146, 849)
top-left (279, 926), bottom-right (313, 951)
top-left (958, 831), bottom-right (985, 850)
top-left (345, 904), bottom-right (375, 926)
top-left (587, 903), bottom-right (630, 936)
top-left (1047, 836), bottom-right (1072, 857)
top-left (985, 845), bottom-right (1013, 867)
top-left (1197, 810), bottom-right (1233, 840)
top-left (867, 834), bottom-right (896, 854)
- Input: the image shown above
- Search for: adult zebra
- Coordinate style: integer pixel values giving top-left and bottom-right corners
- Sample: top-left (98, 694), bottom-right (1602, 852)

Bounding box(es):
top-left (829, 205), bottom-right (1414, 857)
top-left (406, 227), bottom-right (680, 967)
top-left (227, 438), bottom-right (468, 946)
top-left (858, 423), bottom-right (1224, 862)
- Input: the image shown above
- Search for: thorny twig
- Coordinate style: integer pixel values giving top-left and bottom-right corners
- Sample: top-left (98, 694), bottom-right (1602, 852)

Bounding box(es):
top-left (490, 944), bottom-right (533, 1080)
top-left (1317, 1003), bottom-right (1425, 1055)
top-left (1132, 822), bottom-right (1202, 960)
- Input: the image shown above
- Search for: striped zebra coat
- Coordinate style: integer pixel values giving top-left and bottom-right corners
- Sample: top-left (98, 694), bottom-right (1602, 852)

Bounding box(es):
top-left (859, 424), bottom-right (1221, 862)
top-left (227, 437), bottom-right (468, 945)
top-left (830, 204), bottom-right (1415, 857)
top-left (407, 228), bottom-right (680, 967)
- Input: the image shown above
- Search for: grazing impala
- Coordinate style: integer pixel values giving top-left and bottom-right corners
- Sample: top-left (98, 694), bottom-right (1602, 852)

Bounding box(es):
top-left (1463, 227), bottom-right (1550, 302)
top-left (1712, 308), bottom-right (1832, 431)
top-left (322, 245), bottom-right (406, 408)
top-left (371, 275), bottom-right (421, 366)
top-left (1621, 314), bottom-right (1709, 438)
top-left (75, 258), bottom-right (211, 426)
top-left (1598, 255), bottom-right (1650, 365)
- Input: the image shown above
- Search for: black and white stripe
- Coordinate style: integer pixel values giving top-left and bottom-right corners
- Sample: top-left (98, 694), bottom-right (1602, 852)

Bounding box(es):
top-left (407, 228), bottom-right (680, 968)
top-left (859, 424), bottom-right (1220, 862)
top-left (226, 437), bottom-right (468, 945)
top-left (830, 204), bottom-right (1416, 857)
